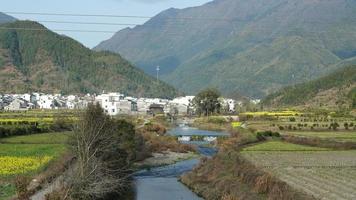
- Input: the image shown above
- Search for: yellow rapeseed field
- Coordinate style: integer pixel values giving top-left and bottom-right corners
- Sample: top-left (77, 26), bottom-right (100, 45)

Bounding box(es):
top-left (0, 156), bottom-right (52, 176)
top-left (242, 111), bottom-right (300, 116)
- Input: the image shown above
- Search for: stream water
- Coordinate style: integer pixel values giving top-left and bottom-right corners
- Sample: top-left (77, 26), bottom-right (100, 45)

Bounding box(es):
top-left (134, 126), bottom-right (226, 200)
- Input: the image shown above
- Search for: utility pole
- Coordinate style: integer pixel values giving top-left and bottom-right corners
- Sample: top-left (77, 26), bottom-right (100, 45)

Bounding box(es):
top-left (156, 65), bottom-right (160, 83)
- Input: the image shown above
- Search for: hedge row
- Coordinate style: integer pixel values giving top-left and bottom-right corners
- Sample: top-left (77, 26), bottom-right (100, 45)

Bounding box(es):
top-left (0, 122), bottom-right (72, 138)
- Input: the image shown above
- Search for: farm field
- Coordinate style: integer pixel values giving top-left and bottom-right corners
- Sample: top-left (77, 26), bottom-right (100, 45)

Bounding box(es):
top-left (0, 132), bottom-right (68, 200)
top-left (0, 132), bottom-right (71, 144)
top-left (242, 141), bottom-right (356, 200)
top-left (242, 141), bottom-right (330, 151)
top-left (282, 131), bottom-right (356, 142)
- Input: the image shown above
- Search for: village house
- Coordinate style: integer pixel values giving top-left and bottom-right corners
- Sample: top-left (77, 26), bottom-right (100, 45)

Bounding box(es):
top-left (4, 98), bottom-right (30, 111)
top-left (38, 94), bottom-right (56, 109)
top-left (170, 96), bottom-right (195, 115)
top-left (149, 104), bottom-right (165, 115)
top-left (220, 98), bottom-right (236, 113)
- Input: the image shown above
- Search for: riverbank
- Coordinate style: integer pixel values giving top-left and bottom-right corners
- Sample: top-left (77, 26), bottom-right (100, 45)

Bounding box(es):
top-left (191, 116), bottom-right (230, 132)
top-left (179, 126), bottom-right (321, 200)
top-left (136, 151), bottom-right (199, 169)
top-left (133, 125), bottom-right (227, 200)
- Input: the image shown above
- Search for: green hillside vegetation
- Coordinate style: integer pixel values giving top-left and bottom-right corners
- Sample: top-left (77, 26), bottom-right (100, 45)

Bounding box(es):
top-left (0, 21), bottom-right (180, 98)
top-left (263, 66), bottom-right (356, 109)
top-left (349, 87), bottom-right (356, 108)
top-left (0, 12), bottom-right (16, 24)
top-left (95, 0), bottom-right (356, 98)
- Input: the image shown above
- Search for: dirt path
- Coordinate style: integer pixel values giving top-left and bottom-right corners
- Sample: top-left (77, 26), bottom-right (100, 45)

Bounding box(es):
top-left (30, 175), bottom-right (64, 200)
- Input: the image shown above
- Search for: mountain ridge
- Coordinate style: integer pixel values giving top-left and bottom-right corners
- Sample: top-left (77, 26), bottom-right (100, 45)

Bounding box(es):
top-left (0, 20), bottom-right (180, 98)
top-left (95, 0), bottom-right (356, 98)
top-left (262, 65), bottom-right (356, 110)
top-left (0, 12), bottom-right (16, 24)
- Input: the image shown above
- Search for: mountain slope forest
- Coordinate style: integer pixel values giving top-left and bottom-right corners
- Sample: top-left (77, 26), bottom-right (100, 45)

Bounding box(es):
top-left (0, 20), bottom-right (180, 98)
top-left (0, 12), bottom-right (16, 24)
top-left (95, 0), bottom-right (356, 98)
top-left (262, 65), bottom-right (356, 110)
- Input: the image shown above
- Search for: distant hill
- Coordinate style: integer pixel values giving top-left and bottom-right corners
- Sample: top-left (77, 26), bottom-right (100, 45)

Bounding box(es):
top-left (95, 0), bottom-right (356, 98)
top-left (0, 21), bottom-right (180, 98)
top-left (0, 12), bottom-right (16, 24)
top-left (262, 66), bottom-right (356, 110)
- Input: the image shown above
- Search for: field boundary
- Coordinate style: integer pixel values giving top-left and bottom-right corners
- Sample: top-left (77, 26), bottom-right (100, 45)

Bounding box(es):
top-left (282, 135), bottom-right (356, 150)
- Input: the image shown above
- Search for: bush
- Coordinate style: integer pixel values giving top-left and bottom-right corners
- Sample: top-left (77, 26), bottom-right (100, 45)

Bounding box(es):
top-left (14, 176), bottom-right (30, 200)
top-left (143, 123), bottom-right (166, 135)
top-left (344, 123), bottom-right (349, 130)
top-left (278, 126), bottom-right (284, 130)
top-left (330, 122), bottom-right (340, 130)
top-left (256, 131), bottom-right (280, 140)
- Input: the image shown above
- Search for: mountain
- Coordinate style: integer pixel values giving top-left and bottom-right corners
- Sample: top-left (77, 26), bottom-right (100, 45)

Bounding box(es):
top-left (95, 0), bottom-right (356, 98)
top-left (262, 65), bottom-right (356, 110)
top-left (0, 21), bottom-right (180, 98)
top-left (0, 12), bottom-right (16, 24)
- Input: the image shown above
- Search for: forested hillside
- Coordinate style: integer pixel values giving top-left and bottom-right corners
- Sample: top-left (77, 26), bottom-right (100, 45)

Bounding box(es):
top-left (95, 0), bottom-right (356, 98)
top-left (0, 21), bottom-right (180, 98)
top-left (0, 12), bottom-right (16, 24)
top-left (263, 66), bottom-right (356, 110)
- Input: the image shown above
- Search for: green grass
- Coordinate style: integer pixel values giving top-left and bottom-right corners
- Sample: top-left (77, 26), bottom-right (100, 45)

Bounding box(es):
top-left (243, 141), bottom-right (330, 151)
top-left (0, 132), bottom-right (71, 144)
top-left (0, 133), bottom-right (69, 198)
top-left (0, 183), bottom-right (15, 200)
top-left (282, 131), bottom-right (356, 142)
top-left (0, 144), bottom-right (66, 157)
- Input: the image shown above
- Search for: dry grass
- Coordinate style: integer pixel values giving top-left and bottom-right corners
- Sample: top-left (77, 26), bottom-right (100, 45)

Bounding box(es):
top-left (282, 135), bottom-right (356, 150)
top-left (180, 129), bottom-right (314, 200)
top-left (138, 122), bottom-right (196, 154)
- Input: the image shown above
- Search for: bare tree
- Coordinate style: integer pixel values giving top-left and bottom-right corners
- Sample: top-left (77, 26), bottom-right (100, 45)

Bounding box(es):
top-left (68, 104), bottom-right (132, 200)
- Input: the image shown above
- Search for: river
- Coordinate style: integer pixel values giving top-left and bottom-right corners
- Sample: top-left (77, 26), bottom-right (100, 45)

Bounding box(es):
top-left (134, 126), bottom-right (226, 200)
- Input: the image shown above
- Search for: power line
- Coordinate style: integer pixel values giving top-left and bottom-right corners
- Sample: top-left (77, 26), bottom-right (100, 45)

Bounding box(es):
top-left (4, 11), bottom-right (152, 19)
top-left (3, 11), bottom-right (236, 21)
top-left (0, 26), bottom-right (355, 36)
top-left (0, 27), bottom-right (116, 33)
top-left (37, 20), bottom-right (140, 26)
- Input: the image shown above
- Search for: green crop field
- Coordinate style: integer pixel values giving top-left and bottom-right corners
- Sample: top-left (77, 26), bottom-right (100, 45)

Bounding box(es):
top-left (242, 141), bottom-right (356, 200)
top-left (0, 183), bottom-right (15, 200)
top-left (282, 131), bottom-right (356, 142)
top-left (0, 144), bottom-right (66, 157)
top-left (0, 132), bottom-right (69, 200)
top-left (242, 141), bottom-right (330, 151)
top-left (0, 132), bottom-right (71, 144)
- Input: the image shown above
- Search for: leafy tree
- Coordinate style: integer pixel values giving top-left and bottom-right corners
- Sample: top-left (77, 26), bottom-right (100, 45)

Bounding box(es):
top-left (193, 88), bottom-right (221, 116)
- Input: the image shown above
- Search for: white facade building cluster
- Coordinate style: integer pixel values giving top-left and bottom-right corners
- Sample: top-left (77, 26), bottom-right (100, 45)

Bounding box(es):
top-left (0, 93), bottom-right (95, 111)
top-left (0, 92), bottom-right (240, 116)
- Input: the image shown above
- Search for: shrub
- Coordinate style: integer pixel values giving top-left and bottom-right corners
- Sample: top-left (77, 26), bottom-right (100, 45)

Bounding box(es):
top-left (344, 122), bottom-right (349, 130)
top-left (330, 122), bottom-right (340, 130)
top-left (256, 131), bottom-right (280, 140)
top-left (14, 176), bottom-right (30, 200)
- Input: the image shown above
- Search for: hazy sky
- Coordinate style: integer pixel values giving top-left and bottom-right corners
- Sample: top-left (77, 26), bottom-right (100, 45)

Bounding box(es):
top-left (2, 0), bottom-right (212, 48)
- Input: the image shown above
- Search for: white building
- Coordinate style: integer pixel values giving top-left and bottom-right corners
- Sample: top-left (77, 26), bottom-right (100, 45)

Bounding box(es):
top-left (218, 98), bottom-right (236, 113)
top-left (137, 98), bottom-right (168, 114)
top-left (95, 93), bottom-right (125, 115)
top-left (38, 94), bottom-right (55, 109)
top-left (170, 96), bottom-right (195, 115)
top-left (4, 98), bottom-right (29, 111)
